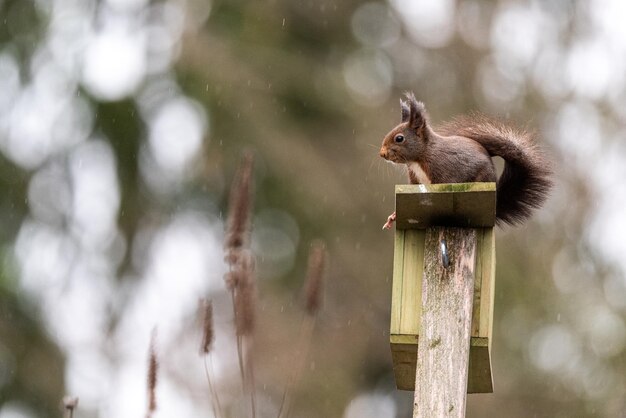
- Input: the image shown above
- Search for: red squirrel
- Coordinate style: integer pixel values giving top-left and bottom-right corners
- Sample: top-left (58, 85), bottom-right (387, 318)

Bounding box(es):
top-left (380, 93), bottom-right (552, 229)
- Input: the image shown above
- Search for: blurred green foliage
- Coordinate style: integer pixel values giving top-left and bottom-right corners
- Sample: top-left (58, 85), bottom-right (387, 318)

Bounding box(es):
top-left (1, 0), bottom-right (626, 417)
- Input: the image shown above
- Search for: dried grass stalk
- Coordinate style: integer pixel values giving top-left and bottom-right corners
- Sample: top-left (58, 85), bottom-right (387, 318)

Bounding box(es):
top-left (224, 151), bottom-right (254, 274)
top-left (304, 240), bottom-right (327, 316)
top-left (199, 299), bottom-right (224, 418)
top-left (146, 330), bottom-right (158, 418)
top-left (223, 151), bottom-right (257, 418)
top-left (200, 299), bottom-right (214, 355)
top-left (279, 240), bottom-right (328, 418)
top-left (232, 250), bottom-right (257, 418)
top-left (234, 251), bottom-right (256, 337)
top-left (62, 396), bottom-right (79, 418)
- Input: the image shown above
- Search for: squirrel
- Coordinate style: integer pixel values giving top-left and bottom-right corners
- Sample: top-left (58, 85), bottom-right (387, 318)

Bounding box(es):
top-left (380, 93), bottom-right (552, 229)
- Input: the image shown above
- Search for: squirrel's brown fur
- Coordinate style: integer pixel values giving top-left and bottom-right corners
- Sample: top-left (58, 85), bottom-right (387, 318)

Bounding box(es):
top-left (379, 93), bottom-right (552, 226)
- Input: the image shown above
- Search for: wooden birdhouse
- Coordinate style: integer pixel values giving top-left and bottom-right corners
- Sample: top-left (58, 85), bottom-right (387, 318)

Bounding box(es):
top-left (389, 182), bottom-right (496, 393)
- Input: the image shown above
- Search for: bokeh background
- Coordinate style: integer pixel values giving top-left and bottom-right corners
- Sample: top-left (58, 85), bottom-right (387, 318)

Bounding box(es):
top-left (1, 0), bottom-right (626, 417)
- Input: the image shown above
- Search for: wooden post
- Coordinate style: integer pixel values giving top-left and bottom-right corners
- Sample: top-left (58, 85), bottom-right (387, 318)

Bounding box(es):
top-left (413, 227), bottom-right (477, 418)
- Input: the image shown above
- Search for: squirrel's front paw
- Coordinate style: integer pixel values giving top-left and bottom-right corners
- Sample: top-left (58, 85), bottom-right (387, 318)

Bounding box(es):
top-left (382, 211), bottom-right (396, 230)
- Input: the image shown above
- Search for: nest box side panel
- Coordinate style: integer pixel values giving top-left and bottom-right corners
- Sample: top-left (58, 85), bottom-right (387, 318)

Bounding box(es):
top-left (468, 227), bottom-right (496, 393)
top-left (389, 227), bottom-right (496, 393)
top-left (480, 227), bottom-right (496, 342)
top-left (390, 229), bottom-right (425, 336)
top-left (390, 230), bottom-right (405, 335)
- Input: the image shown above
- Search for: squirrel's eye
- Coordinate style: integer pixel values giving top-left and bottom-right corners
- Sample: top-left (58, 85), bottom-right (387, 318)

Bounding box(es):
top-left (394, 134), bottom-right (405, 143)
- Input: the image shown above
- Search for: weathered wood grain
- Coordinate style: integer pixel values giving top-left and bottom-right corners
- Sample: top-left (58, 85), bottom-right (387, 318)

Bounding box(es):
top-left (413, 227), bottom-right (477, 418)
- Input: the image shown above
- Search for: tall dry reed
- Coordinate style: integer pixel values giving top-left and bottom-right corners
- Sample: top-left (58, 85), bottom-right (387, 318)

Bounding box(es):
top-left (200, 298), bottom-right (224, 418)
top-left (223, 151), bottom-right (257, 418)
top-left (278, 240), bottom-right (328, 418)
top-left (145, 330), bottom-right (159, 418)
top-left (62, 396), bottom-right (79, 418)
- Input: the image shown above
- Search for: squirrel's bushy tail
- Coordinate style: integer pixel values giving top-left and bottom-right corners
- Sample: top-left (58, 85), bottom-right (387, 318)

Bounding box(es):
top-left (439, 114), bottom-right (552, 226)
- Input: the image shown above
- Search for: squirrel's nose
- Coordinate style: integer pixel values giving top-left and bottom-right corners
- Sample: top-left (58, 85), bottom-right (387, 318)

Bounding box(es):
top-left (380, 148), bottom-right (388, 159)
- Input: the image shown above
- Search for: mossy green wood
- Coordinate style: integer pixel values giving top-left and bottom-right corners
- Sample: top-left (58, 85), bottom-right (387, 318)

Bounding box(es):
top-left (389, 182), bottom-right (496, 393)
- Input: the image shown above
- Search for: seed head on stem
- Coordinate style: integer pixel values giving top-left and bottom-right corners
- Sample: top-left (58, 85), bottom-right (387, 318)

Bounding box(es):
top-left (146, 330), bottom-right (159, 418)
top-left (304, 240), bottom-right (327, 316)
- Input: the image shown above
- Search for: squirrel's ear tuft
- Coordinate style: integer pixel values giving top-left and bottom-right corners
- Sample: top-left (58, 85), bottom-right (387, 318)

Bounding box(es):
top-left (405, 92), bottom-right (427, 131)
top-left (400, 100), bottom-right (410, 122)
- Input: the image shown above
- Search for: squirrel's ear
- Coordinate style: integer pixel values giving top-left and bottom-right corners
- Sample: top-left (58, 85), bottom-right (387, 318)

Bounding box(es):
top-left (406, 93), bottom-right (427, 132)
top-left (400, 100), bottom-right (410, 122)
